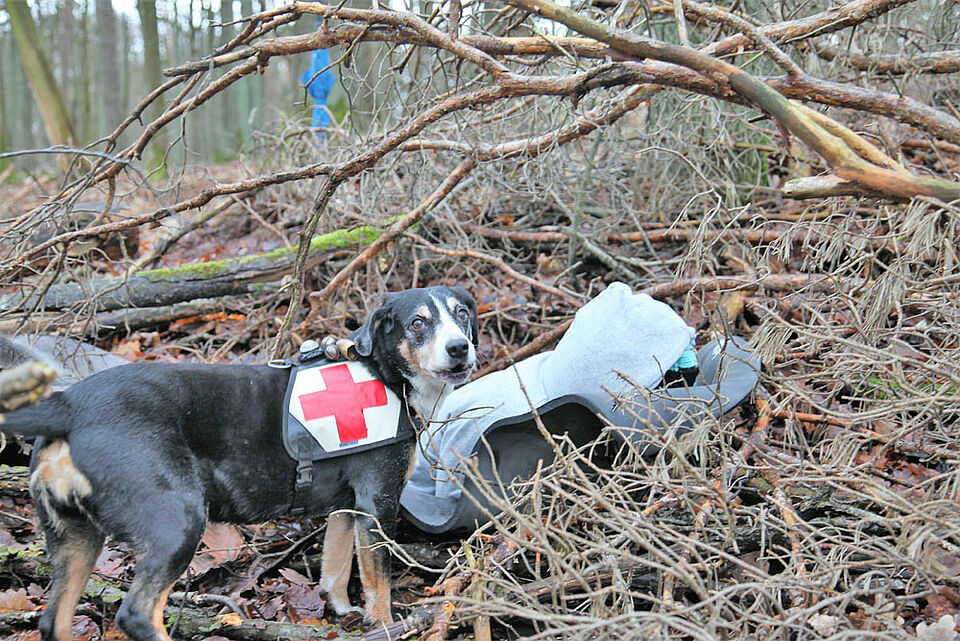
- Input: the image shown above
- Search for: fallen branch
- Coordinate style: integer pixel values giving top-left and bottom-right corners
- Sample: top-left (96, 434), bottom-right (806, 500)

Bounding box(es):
top-left (780, 176), bottom-right (879, 200)
top-left (163, 606), bottom-right (356, 641)
top-left (641, 273), bottom-right (863, 299)
top-left (0, 361), bottom-right (57, 412)
top-left (0, 226), bottom-right (381, 314)
top-left (703, 0), bottom-right (915, 59)
top-left (474, 319), bottom-right (574, 378)
top-left (0, 603), bottom-right (354, 641)
top-left (463, 222), bottom-right (897, 252)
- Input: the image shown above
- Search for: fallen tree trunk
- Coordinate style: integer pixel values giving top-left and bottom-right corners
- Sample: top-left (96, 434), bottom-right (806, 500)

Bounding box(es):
top-left (92, 293), bottom-right (280, 332)
top-left (0, 288), bottom-right (290, 335)
top-left (0, 225), bottom-right (381, 313)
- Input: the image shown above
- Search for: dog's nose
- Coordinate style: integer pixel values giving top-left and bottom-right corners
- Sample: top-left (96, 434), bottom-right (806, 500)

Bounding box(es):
top-left (446, 339), bottom-right (469, 360)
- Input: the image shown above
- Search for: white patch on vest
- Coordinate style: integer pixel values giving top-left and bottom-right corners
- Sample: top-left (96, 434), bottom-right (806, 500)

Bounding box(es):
top-left (288, 361), bottom-right (402, 453)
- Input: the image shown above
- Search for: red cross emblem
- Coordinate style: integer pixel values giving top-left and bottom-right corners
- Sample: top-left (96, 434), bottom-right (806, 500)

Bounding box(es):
top-left (297, 364), bottom-right (389, 444)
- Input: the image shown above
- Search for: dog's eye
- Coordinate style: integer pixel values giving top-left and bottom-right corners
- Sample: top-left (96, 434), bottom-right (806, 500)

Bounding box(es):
top-left (456, 308), bottom-right (469, 322)
top-left (410, 318), bottom-right (425, 330)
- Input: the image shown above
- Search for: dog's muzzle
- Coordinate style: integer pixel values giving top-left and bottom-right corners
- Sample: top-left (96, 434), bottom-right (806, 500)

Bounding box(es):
top-left (437, 339), bottom-right (475, 385)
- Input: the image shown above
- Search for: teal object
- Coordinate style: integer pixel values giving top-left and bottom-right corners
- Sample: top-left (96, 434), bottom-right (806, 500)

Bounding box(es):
top-left (670, 341), bottom-right (699, 371)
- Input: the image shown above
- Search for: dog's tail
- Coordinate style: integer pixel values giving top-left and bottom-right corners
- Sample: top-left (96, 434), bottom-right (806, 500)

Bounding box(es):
top-left (0, 392), bottom-right (71, 439)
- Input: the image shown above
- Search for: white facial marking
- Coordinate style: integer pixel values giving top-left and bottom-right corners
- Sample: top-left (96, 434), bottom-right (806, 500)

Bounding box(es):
top-left (430, 294), bottom-right (473, 369)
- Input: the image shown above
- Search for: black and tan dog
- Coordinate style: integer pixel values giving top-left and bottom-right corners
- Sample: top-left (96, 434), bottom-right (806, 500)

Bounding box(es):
top-left (0, 286), bottom-right (478, 641)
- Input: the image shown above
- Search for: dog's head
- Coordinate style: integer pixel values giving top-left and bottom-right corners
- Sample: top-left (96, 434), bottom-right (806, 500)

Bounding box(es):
top-left (352, 286), bottom-right (479, 388)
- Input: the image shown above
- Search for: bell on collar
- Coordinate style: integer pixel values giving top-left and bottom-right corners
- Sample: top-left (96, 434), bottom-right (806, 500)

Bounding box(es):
top-left (298, 339), bottom-right (324, 363)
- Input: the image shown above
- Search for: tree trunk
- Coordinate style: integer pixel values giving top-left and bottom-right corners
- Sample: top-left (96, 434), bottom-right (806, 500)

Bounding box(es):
top-left (16, 26), bottom-right (35, 153)
top-left (220, 0), bottom-right (239, 150)
top-left (171, 0), bottom-right (182, 64)
top-left (0, 33), bottom-right (8, 172)
top-left (240, 0), bottom-right (258, 146)
top-left (206, 2), bottom-right (219, 159)
top-left (137, 0), bottom-right (166, 166)
top-left (121, 16), bottom-right (130, 120)
top-left (60, 0), bottom-right (75, 110)
top-left (95, 0), bottom-right (122, 141)
top-left (5, 0), bottom-right (77, 153)
top-left (80, 0), bottom-right (93, 143)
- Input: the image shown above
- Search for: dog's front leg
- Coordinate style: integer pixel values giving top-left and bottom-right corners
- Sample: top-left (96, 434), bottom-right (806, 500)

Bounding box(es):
top-left (320, 511), bottom-right (356, 616)
top-left (354, 512), bottom-right (393, 625)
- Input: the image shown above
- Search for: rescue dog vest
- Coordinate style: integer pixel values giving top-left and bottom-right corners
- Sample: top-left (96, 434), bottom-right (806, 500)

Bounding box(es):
top-left (282, 359), bottom-right (415, 462)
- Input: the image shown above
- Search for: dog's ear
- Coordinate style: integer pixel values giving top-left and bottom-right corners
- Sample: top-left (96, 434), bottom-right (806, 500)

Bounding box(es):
top-left (450, 286), bottom-right (479, 347)
top-left (352, 296), bottom-right (395, 357)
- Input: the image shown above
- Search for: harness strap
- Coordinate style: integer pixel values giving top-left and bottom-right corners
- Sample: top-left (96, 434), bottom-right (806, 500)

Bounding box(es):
top-left (290, 435), bottom-right (314, 517)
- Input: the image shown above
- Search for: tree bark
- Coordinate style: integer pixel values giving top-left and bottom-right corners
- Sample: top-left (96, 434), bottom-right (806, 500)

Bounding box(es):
top-left (80, 0), bottom-right (93, 142)
top-left (164, 607), bottom-right (357, 641)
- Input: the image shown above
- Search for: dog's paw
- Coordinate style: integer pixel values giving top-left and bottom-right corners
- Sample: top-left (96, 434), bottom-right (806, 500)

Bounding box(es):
top-left (322, 597), bottom-right (363, 620)
top-left (320, 336), bottom-right (358, 361)
top-left (361, 612), bottom-right (393, 632)
top-left (336, 608), bottom-right (366, 632)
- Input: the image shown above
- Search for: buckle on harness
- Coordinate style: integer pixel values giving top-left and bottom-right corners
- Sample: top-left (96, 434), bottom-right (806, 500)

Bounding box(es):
top-left (295, 459), bottom-right (312, 488)
top-left (290, 437), bottom-right (314, 517)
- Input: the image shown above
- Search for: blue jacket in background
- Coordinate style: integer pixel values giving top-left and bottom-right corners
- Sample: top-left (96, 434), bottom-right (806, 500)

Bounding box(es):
top-left (301, 46), bottom-right (336, 133)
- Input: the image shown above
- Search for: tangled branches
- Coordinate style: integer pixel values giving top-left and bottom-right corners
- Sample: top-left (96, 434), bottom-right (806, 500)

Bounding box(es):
top-left (1, 1), bottom-right (959, 637)
top-left (2, 0), bottom-right (959, 346)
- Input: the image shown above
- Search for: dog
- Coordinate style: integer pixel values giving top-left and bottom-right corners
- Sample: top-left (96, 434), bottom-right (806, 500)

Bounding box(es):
top-left (0, 286), bottom-right (478, 641)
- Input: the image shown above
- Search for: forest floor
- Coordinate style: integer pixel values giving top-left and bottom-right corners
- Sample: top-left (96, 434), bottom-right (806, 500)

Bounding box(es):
top-left (1, 135), bottom-right (960, 640)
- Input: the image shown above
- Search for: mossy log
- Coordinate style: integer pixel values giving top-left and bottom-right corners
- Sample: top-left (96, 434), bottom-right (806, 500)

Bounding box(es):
top-left (0, 225), bottom-right (382, 313)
